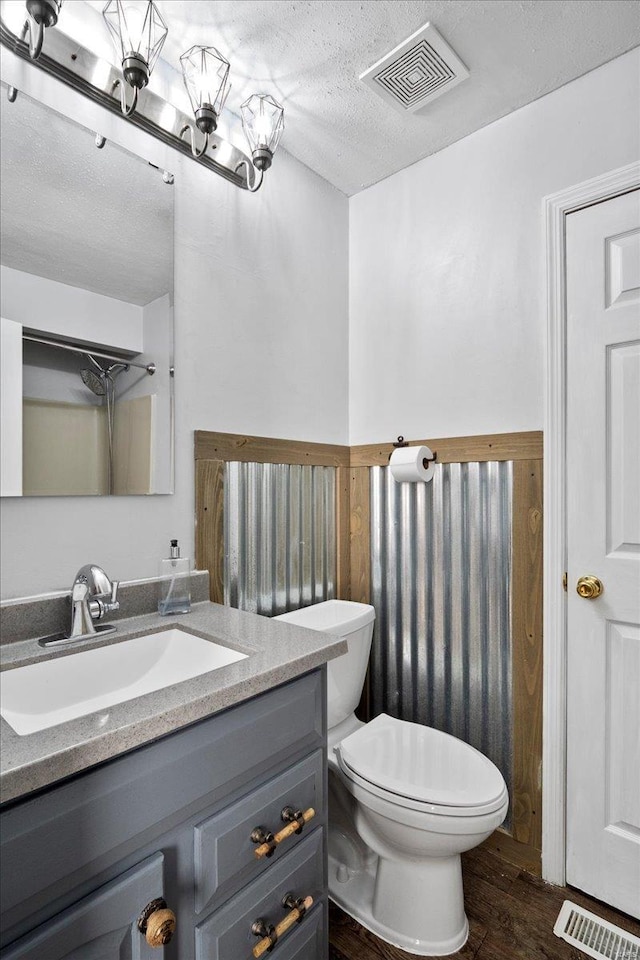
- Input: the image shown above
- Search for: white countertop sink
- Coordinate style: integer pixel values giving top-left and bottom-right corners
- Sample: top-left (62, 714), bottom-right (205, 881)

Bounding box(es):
top-left (0, 628), bottom-right (248, 736)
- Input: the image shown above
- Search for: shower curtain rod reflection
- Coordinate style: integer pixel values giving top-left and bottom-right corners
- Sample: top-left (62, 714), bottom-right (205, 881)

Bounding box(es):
top-left (23, 334), bottom-right (156, 375)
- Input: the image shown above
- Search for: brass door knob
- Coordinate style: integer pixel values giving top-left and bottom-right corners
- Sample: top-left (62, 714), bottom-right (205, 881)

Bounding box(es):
top-left (137, 898), bottom-right (177, 947)
top-left (576, 575), bottom-right (603, 599)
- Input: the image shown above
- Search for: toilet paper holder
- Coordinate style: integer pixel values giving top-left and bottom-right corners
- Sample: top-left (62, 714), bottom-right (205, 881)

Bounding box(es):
top-left (390, 436), bottom-right (437, 468)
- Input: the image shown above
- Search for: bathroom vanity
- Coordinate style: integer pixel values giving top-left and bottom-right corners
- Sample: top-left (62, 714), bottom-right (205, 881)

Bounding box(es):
top-left (0, 602), bottom-right (345, 959)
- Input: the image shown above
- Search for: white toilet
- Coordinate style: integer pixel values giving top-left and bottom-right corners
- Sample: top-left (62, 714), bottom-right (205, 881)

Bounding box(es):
top-left (275, 599), bottom-right (509, 957)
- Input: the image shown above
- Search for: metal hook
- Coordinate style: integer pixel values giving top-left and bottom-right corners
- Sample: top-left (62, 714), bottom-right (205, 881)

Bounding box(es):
top-left (179, 124), bottom-right (210, 159)
top-left (112, 78), bottom-right (138, 117)
top-left (24, 16), bottom-right (44, 59)
top-left (235, 158), bottom-right (265, 193)
top-left (7, 86), bottom-right (18, 103)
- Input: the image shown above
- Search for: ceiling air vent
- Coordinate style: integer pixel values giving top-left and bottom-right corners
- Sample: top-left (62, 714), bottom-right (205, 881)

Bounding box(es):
top-left (360, 22), bottom-right (468, 114)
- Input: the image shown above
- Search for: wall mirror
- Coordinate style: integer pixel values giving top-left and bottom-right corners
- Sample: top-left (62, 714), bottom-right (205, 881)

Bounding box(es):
top-left (0, 87), bottom-right (174, 497)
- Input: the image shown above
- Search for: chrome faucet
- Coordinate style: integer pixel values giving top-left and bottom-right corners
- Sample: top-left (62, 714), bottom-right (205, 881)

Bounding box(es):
top-left (69, 565), bottom-right (120, 639)
top-left (39, 564), bottom-right (120, 647)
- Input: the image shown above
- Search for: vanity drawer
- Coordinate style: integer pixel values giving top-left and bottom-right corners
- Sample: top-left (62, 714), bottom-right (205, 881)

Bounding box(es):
top-left (194, 750), bottom-right (324, 914)
top-left (195, 830), bottom-right (325, 960)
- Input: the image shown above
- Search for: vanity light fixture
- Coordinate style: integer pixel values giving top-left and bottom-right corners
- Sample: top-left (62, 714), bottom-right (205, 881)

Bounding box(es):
top-left (103, 0), bottom-right (168, 117)
top-left (1, 0), bottom-right (285, 191)
top-left (179, 44), bottom-right (230, 158)
top-left (23, 0), bottom-right (62, 59)
top-left (238, 94), bottom-right (285, 192)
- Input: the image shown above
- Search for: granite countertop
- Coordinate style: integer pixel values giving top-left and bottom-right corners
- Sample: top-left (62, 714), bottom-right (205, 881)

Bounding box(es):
top-left (0, 601), bottom-right (347, 805)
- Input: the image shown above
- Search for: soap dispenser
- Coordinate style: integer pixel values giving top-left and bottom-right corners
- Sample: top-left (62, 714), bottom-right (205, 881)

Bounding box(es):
top-left (158, 539), bottom-right (191, 615)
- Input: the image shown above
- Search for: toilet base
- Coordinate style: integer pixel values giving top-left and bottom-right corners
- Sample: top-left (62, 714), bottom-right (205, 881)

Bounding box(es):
top-left (328, 851), bottom-right (469, 957)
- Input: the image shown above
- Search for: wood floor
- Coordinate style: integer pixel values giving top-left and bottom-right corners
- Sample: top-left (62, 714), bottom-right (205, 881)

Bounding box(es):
top-left (328, 846), bottom-right (640, 960)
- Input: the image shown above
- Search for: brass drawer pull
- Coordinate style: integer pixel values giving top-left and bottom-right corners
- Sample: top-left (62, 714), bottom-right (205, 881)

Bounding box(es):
top-left (252, 807), bottom-right (316, 859)
top-left (251, 894), bottom-right (314, 957)
top-left (137, 897), bottom-right (177, 947)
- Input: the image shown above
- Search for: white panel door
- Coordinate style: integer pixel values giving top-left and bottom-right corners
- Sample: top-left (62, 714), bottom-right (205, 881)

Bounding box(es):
top-left (566, 189), bottom-right (640, 918)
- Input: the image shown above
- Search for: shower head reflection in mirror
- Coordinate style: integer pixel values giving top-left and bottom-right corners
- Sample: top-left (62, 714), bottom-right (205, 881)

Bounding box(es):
top-left (0, 85), bottom-right (175, 497)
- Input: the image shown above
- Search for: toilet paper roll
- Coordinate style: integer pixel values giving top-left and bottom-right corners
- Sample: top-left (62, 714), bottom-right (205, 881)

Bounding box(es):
top-left (389, 445), bottom-right (436, 483)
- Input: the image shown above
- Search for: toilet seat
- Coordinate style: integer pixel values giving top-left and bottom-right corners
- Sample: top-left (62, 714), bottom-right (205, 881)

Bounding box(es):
top-left (336, 713), bottom-right (508, 818)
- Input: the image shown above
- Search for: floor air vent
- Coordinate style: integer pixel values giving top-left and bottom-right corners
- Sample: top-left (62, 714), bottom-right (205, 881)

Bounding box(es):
top-left (554, 900), bottom-right (640, 959)
top-left (359, 22), bottom-right (468, 114)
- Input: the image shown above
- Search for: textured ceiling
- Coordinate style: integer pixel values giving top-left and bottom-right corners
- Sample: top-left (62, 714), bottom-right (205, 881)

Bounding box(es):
top-left (0, 89), bottom-right (173, 305)
top-left (80, 0), bottom-right (640, 195)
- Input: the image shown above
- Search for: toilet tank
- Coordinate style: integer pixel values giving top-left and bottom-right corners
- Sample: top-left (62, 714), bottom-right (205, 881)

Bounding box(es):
top-left (274, 600), bottom-right (375, 729)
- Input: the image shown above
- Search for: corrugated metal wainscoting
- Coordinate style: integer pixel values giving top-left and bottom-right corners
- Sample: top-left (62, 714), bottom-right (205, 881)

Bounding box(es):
top-left (224, 461), bottom-right (337, 616)
top-left (370, 460), bottom-right (513, 802)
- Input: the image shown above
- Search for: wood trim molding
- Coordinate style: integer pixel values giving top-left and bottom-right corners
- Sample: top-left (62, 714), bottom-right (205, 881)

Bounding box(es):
top-left (349, 468), bottom-right (371, 607)
top-left (542, 161), bottom-right (640, 886)
top-left (196, 429), bottom-right (542, 469)
top-left (350, 467), bottom-right (371, 721)
top-left (195, 459), bottom-right (224, 603)
top-left (350, 431), bottom-right (542, 467)
top-left (195, 430), bottom-right (350, 467)
top-left (511, 460), bottom-right (543, 858)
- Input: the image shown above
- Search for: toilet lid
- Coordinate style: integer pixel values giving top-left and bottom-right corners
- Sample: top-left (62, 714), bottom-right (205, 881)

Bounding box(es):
top-left (336, 713), bottom-right (506, 809)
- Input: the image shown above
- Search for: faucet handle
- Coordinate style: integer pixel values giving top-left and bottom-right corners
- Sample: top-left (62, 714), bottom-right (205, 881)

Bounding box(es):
top-left (99, 580), bottom-right (120, 618)
top-left (71, 566), bottom-right (119, 622)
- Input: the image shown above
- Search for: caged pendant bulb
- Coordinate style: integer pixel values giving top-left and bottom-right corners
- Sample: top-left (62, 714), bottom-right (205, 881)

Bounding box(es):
top-left (180, 44), bottom-right (231, 134)
top-left (240, 93), bottom-right (285, 172)
top-left (179, 44), bottom-right (231, 157)
top-left (103, 0), bottom-right (168, 115)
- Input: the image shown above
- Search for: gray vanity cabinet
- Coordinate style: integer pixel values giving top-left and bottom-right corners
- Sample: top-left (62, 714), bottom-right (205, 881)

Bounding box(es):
top-left (2, 854), bottom-right (166, 960)
top-left (0, 670), bottom-right (328, 960)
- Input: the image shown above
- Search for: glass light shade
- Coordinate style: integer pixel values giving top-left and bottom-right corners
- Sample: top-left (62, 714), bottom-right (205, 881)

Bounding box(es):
top-left (103, 0), bottom-right (167, 86)
top-left (180, 45), bottom-right (230, 131)
top-left (241, 94), bottom-right (284, 160)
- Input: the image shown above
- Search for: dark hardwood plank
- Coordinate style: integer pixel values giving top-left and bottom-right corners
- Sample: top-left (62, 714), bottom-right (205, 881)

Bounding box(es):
top-left (461, 844), bottom-right (520, 894)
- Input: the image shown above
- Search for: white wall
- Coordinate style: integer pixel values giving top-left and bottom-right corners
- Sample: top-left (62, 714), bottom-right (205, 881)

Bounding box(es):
top-left (0, 266), bottom-right (144, 353)
top-left (118, 294), bottom-right (174, 493)
top-left (0, 52), bottom-right (349, 599)
top-left (349, 48), bottom-right (640, 444)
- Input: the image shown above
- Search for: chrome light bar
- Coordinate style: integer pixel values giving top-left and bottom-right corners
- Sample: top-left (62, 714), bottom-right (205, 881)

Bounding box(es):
top-left (0, 7), bottom-right (252, 189)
